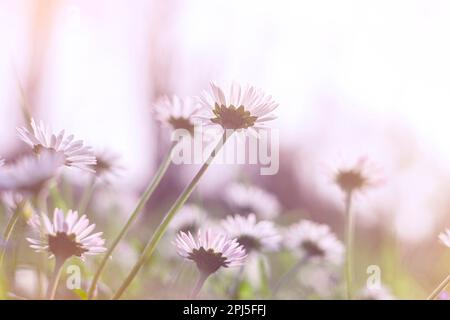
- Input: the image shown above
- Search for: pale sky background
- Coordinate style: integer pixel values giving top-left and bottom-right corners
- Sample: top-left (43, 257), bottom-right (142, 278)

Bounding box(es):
top-left (1, 0), bottom-right (450, 241)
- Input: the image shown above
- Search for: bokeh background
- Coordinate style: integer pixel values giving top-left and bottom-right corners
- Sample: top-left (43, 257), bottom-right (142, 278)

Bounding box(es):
top-left (0, 0), bottom-right (449, 299)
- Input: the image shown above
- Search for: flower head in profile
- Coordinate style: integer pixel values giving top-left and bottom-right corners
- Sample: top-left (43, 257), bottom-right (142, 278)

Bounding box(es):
top-left (169, 204), bottom-right (206, 234)
top-left (284, 220), bottom-right (344, 265)
top-left (174, 229), bottom-right (246, 276)
top-left (17, 119), bottom-right (96, 173)
top-left (198, 82), bottom-right (278, 134)
top-left (334, 156), bottom-right (383, 195)
top-left (154, 95), bottom-right (201, 136)
top-left (439, 229), bottom-right (450, 248)
top-left (221, 214), bottom-right (281, 253)
top-left (359, 285), bottom-right (394, 300)
top-left (0, 151), bottom-right (64, 196)
top-left (91, 150), bottom-right (123, 184)
top-left (27, 208), bottom-right (106, 261)
top-left (225, 183), bottom-right (281, 220)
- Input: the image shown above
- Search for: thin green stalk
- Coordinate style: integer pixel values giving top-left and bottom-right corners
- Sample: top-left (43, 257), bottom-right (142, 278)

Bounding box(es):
top-left (190, 272), bottom-right (210, 299)
top-left (228, 265), bottom-right (245, 299)
top-left (427, 275), bottom-right (450, 300)
top-left (112, 132), bottom-right (231, 300)
top-left (87, 141), bottom-right (178, 299)
top-left (272, 258), bottom-right (305, 297)
top-left (78, 176), bottom-right (96, 214)
top-left (47, 257), bottom-right (65, 300)
top-left (344, 191), bottom-right (354, 300)
top-left (0, 209), bottom-right (21, 267)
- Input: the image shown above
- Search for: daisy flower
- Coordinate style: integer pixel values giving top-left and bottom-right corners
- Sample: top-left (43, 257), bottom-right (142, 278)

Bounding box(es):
top-left (359, 285), bottom-right (394, 300)
top-left (27, 208), bottom-right (106, 262)
top-left (221, 214), bottom-right (281, 253)
top-left (0, 158), bottom-right (4, 167)
top-left (174, 229), bottom-right (246, 276)
top-left (154, 95), bottom-right (201, 136)
top-left (334, 156), bottom-right (383, 195)
top-left (0, 151), bottom-right (64, 195)
top-left (169, 204), bottom-right (206, 234)
top-left (284, 220), bottom-right (344, 265)
top-left (91, 150), bottom-right (122, 184)
top-left (439, 229), bottom-right (450, 248)
top-left (17, 119), bottom-right (96, 173)
top-left (198, 82), bottom-right (278, 134)
top-left (225, 182), bottom-right (281, 220)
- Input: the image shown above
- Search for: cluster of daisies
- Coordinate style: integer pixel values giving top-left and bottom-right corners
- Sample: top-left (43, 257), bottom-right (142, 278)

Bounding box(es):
top-left (0, 82), bottom-right (447, 300)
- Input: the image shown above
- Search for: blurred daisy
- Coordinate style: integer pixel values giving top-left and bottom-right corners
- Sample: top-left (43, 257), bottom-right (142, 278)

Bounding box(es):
top-left (221, 214), bottom-right (281, 253)
top-left (27, 208), bottom-right (106, 262)
top-left (174, 229), bottom-right (246, 276)
top-left (284, 220), bottom-right (344, 265)
top-left (91, 150), bottom-right (122, 184)
top-left (0, 158), bottom-right (4, 167)
top-left (359, 285), bottom-right (394, 300)
top-left (225, 183), bottom-right (281, 220)
top-left (334, 156), bottom-right (383, 196)
top-left (0, 151), bottom-right (64, 196)
top-left (154, 95), bottom-right (201, 135)
top-left (17, 119), bottom-right (96, 173)
top-left (198, 82), bottom-right (278, 134)
top-left (439, 229), bottom-right (450, 248)
top-left (169, 204), bottom-right (206, 234)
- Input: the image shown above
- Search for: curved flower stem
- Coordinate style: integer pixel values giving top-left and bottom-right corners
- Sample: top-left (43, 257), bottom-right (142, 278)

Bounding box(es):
top-left (87, 141), bottom-right (178, 299)
top-left (0, 209), bottom-right (21, 267)
top-left (228, 265), bottom-right (245, 299)
top-left (427, 275), bottom-right (450, 300)
top-left (78, 175), bottom-right (96, 214)
top-left (191, 272), bottom-right (210, 299)
top-left (344, 191), bottom-right (354, 300)
top-left (271, 258), bottom-right (305, 297)
top-left (112, 132), bottom-right (231, 300)
top-left (47, 257), bottom-right (65, 300)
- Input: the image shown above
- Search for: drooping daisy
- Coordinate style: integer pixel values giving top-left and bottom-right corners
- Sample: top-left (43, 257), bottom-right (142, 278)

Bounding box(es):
top-left (221, 214), bottom-right (281, 253)
top-left (439, 229), bottom-right (450, 248)
top-left (225, 182), bottom-right (281, 220)
top-left (174, 229), bottom-right (246, 276)
top-left (359, 285), bottom-right (395, 300)
top-left (27, 208), bottom-right (106, 262)
top-left (334, 156), bottom-right (383, 196)
top-left (154, 95), bottom-right (202, 136)
top-left (169, 204), bottom-right (206, 234)
top-left (284, 220), bottom-right (344, 265)
top-left (198, 82), bottom-right (278, 134)
top-left (0, 151), bottom-right (64, 196)
top-left (91, 150), bottom-right (122, 184)
top-left (17, 119), bottom-right (96, 173)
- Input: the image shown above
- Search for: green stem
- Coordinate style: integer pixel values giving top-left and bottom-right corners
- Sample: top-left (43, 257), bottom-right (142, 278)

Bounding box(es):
top-left (111, 132), bottom-right (231, 300)
top-left (0, 209), bottom-right (22, 267)
top-left (272, 258), bottom-right (305, 297)
top-left (87, 141), bottom-right (177, 299)
top-left (427, 275), bottom-right (450, 300)
top-left (47, 257), bottom-right (65, 300)
top-left (228, 265), bottom-right (245, 299)
top-left (344, 191), bottom-right (354, 300)
top-left (78, 175), bottom-right (96, 214)
top-left (190, 272), bottom-right (210, 299)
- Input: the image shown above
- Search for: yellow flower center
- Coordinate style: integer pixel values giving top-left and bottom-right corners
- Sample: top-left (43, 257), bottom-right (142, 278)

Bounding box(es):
top-left (210, 103), bottom-right (258, 130)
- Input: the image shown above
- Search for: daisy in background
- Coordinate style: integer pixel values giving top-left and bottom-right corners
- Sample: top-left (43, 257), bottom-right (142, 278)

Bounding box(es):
top-left (17, 118), bottom-right (96, 173)
top-left (197, 82), bottom-right (278, 135)
top-left (92, 150), bottom-right (123, 184)
top-left (439, 229), bottom-right (450, 248)
top-left (272, 220), bottom-right (343, 297)
top-left (0, 151), bottom-right (64, 196)
top-left (0, 157), bottom-right (4, 166)
top-left (169, 204), bottom-right (207, 234)
top-left (225, 182), bottom-right (281, 220)
top-left (174, 229), bottom-right (246, 298)
top-left (27, 208), bottom-right (106, 299)
top-left (331, 155), bottom-right (383, 300)
top-left (154, 95), bottom-right (202, 136)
